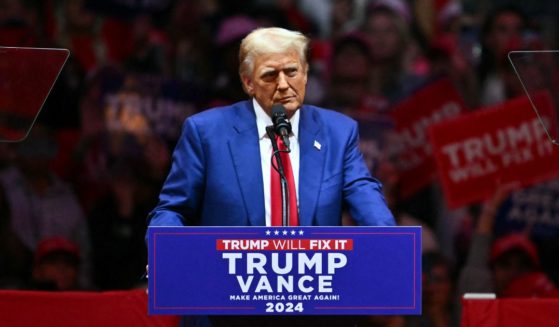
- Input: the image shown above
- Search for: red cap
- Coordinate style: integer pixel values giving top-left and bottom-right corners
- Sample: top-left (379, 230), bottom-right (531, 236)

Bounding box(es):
top-left (490, 234), bottom-right (539, 267)
top-left (35, 237), bottom-right (81, 264)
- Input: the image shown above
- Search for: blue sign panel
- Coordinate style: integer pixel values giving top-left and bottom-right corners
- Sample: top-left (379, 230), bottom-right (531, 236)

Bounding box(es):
top-left (148, 226), bottom-right (421, 315)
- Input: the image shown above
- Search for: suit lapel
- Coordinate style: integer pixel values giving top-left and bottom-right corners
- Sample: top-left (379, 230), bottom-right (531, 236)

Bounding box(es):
top-left (228, 101), bottom-right (265, 226)
top-left (298, 106), bottom-right (325, 226)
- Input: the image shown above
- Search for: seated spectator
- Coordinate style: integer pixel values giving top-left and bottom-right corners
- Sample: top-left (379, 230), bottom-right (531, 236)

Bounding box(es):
top-left (89, 159), bottom-right (157, 290)
top-left (457, 185), bottom-right (555, 296)
top-left (490, 234), bottom-right (556, 297)
top-left (501, 271), bottom-right (556, 298)
top-left (408, 251), bottom-right (454, 327)
top-left (30, 237), bottom-right (81, 291)
top-left (0, 125), bottom-right (91, 288)
top-left (324, 32), bottom-right (373, 113)
top-left (329, 0), bottom-right (364, 38)
top-left (0, 187), bottom-right (31, 289)
top-left (358, 252), bottom-right (455, 327)
top-left (378, 162), bottom-right (440, 253)
top-left (478, 5), bottom-right (528, 106)
top-left (361, 1), bottom-right (425, 108)
top-left (123, 14), bottom-right (170, 74)
top-left (209, 15), bottom-right (260, 106)
top-left (456, 185), bottom-right (557, 322)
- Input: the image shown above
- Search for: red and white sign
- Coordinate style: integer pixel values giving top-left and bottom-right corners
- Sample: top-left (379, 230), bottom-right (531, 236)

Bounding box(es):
top-left (388, 79), bottom-right (466, 197)
top-left (216, 239), bottom-right (354, 251)
top-left (429, 92), bottom-right (559, 208)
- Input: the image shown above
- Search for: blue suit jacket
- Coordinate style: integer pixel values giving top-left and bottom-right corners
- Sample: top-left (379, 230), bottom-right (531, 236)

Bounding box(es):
top-left (148, 100), bottom-right (394, 227)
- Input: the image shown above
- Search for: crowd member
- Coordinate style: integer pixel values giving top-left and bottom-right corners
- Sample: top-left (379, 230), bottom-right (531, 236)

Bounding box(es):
top-left (123, 14), bottom-right (170, 75)
top-left (296, 0), bottom-right (366, 39)
top-left (209, 15), bottom-right (260, 106)
top-left (458, 186), bottom-right (531, 296)
top-left (324, 32), bottom-right (374, 113)
top-left (425, 2), bottom-right (479, 108)
top-left (0, 125), bottom-right (91, 288)
top-left (361, 1), bottom-right (425, 110)
top-left (50, 0), bottom-right (102, 74)
top-left (30, 237), bottom-right (82, 291)
top-left (273, 0), bottom-right (315, 35)
top-left (0, 0), bottom-right (39, 46)
top-left (167, 0), bottom-right (214, 87)
top-left (0, 143), bottom-right (29, 289)
top-left (478, 5), bottom-right (528, 106)
top-left (456, 184), bottom-right (557, 323)
top-left (329, 0), bottom-right (365, 38)
top-left (89, 159), bottom-right (157, 290)
top-left (376, 162), bottom-right (440, 253)
top-left (407, 252), bottom-right (455, 327)
top-left (490, 234), bottom-right (555, 297)
top-left (355, 250), bottom-right (455, 327)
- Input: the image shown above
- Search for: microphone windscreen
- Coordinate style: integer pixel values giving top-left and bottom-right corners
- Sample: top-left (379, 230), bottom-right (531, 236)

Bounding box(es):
top-left (271, 104), bottom-right (287, 118)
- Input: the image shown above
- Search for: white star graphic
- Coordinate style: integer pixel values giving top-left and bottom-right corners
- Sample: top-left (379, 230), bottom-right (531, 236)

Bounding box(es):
top-left (274, 230), bottom-right (280, 235)
top-left (282, 230), bottom-right (288, 235)
top-left (265, 230), bottom-right (271, 235)
top-left (290, 230), bottom-right (296, 236)
top-left (299, 230), bottom-right (304, 235)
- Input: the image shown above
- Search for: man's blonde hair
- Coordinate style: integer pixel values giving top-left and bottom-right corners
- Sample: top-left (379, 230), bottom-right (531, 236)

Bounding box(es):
top-left (239, 27), bottom-right (310, 79)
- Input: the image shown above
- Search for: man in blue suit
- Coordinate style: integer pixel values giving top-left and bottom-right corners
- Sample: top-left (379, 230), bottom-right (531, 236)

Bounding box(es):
top-left (148, 27), bottom-right (394, 229)
top-left (147, 27), bottom-right (394, 326)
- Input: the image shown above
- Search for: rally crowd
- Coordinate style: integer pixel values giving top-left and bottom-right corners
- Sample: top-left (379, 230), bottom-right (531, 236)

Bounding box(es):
top-left (1, 0), bottom-right (559, 326)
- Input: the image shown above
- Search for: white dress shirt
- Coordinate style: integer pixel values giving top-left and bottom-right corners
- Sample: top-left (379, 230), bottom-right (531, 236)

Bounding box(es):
top-left (253, 98), bottom-right (300, 226)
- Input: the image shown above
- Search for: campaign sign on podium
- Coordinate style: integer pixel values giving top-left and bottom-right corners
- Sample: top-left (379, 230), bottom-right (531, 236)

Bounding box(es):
top-left (148, 226), bottom-right (421, 315)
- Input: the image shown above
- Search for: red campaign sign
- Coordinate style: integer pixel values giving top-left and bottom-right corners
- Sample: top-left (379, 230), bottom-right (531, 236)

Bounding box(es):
top-left (429, 92), bottom-right (559, 209)
top-left (389, 79), bottom-right (466, 198)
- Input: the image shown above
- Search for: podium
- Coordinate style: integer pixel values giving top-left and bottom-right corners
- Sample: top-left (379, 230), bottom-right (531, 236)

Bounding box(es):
top-left (147, 226), bottom-right (422, 316)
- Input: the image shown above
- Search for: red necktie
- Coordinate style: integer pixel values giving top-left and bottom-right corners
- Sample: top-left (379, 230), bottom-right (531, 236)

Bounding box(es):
top-left (271, 135), bottom-right (299, 226)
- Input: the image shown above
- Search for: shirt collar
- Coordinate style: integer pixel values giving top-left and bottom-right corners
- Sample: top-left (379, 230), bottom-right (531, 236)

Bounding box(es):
top-left (253, 98), bottom-right (299, 140)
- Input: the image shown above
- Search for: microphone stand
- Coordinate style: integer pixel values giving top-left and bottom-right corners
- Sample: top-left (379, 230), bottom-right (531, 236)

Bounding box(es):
top-left (266, 126), bottom-right (290, 226)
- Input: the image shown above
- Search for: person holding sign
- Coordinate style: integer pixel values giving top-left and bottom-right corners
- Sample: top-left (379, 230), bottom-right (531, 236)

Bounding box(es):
top-left (147, 27), bottom-right (394, 327)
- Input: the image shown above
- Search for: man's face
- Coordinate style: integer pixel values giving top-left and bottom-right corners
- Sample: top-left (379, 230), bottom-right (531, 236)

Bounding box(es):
top-left (242, 51), bottom-right (308, 117)
top-left (487, 12), bottom-right (524, 57)
top-left (33, 256), bottom-right (79, 291)
top-left (365, 13), bottom-right (402, 61)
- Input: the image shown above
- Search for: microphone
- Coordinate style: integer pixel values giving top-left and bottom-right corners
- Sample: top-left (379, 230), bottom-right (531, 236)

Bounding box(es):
top-left (271, 104), bottom-right (292, 150)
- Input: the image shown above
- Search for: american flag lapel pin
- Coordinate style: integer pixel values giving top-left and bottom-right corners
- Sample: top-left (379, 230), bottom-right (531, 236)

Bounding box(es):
top-left (313, 140), bottom-right (321, 150)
